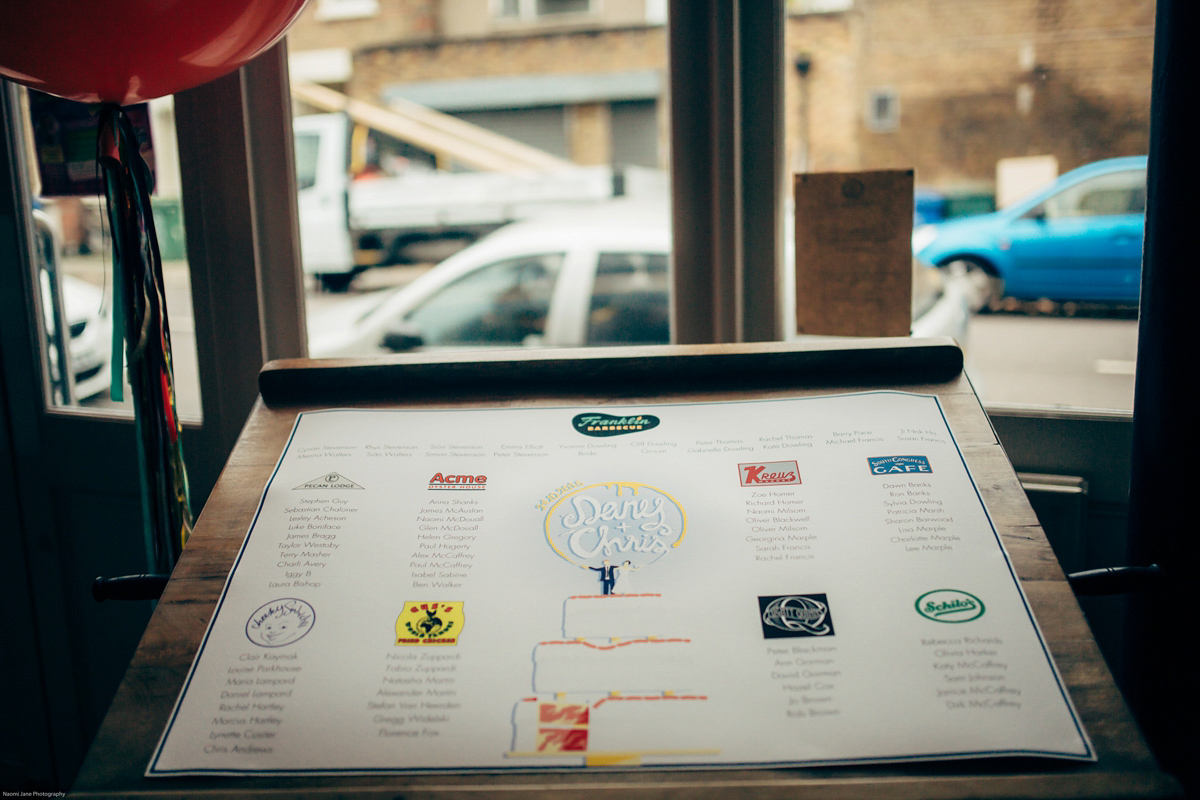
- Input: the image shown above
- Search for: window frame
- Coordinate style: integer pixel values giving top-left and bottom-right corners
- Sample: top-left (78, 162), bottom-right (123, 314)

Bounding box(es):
top-left (493, 0), bottom-right (594, 21)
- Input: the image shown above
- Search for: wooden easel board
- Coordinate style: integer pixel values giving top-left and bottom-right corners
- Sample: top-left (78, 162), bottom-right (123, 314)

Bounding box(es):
top-left (72, 340), bottom-right (1178, 798)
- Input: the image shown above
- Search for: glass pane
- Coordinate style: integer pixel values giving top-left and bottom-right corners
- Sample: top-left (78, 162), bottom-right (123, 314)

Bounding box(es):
top-left (1043, 169), bottom-right (1146, 219)
top-left (586, 252), bottom-right (669, 345)
top-left (785, 1), bottom-right (1152, 411)
top-left (288, 0), bottom-right (671, 354)
top-left (22, 92), bottom-right (203, 421)
top-left (406, 253), bottom-right (564, 346)
top-left (537, 0), bottom-right (590, 15)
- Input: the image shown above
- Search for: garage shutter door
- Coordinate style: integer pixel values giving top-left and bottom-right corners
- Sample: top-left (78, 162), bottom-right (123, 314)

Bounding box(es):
top-left (453, 106), bottom-right (569, 161)
top-left (611, 99), bottom-right (658, 169)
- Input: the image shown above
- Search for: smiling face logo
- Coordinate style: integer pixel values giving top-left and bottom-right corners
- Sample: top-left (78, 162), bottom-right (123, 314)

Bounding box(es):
top-left (245, 599), bottom-right (316, 648)
top-left (544, 482), bottom-right (687, 569)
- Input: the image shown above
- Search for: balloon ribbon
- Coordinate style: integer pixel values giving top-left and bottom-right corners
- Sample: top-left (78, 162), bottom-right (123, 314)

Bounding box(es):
top-left (97, 105), bottom-right (193, 573)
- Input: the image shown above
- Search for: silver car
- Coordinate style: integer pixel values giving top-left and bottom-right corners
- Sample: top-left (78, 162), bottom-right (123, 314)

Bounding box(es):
top-left (309, 201), bottom-right (969, 357)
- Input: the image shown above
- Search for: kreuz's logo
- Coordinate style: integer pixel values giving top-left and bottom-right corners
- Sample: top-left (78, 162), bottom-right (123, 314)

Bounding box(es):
top-left (294, 472), bottom-right (364, 490)
top-left (739, 461), bottom-right (801, 487)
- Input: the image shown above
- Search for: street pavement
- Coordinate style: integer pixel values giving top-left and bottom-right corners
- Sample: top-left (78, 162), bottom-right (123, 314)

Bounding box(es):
top-left (966, 311), bottom-right (1138, 411)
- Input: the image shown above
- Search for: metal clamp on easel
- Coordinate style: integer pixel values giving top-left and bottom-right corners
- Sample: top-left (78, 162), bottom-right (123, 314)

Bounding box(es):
top-left (1067, 564), bottom-right (1161, 596)
top-left (92, 574), bottom-right (170, 602)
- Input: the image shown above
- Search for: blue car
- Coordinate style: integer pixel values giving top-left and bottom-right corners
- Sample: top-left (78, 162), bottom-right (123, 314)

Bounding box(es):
top-left (916, 156), bottom-right (1146, 307)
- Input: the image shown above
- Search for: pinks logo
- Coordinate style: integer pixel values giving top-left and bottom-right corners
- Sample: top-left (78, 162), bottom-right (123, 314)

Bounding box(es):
top-left (738, 460), bottom-right (801, 487)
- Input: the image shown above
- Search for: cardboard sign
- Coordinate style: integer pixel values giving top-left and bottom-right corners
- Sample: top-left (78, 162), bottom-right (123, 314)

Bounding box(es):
top-left (794, 170), bottom-right (913, 337)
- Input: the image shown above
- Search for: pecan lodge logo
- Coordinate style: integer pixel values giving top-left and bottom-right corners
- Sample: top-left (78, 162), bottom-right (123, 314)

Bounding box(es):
top-left (572, 413), bottom-right (659, 438)
top-left (758, 594), bottom-right (834, 639)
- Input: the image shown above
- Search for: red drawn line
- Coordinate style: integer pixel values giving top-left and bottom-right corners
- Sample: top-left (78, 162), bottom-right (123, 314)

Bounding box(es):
top-left (538, 638), bottom-right (691, 649)
top-left (593, 695), bottom-right (707, 708)
top-left (566, 593), bottom-right (663, 600)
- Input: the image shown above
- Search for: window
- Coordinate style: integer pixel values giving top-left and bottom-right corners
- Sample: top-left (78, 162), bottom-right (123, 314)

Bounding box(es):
top-left (404, 253), bottom-right (564, 347)
top-left (495, 0), bottom-right (591, 20)
top-left (586, 252), bottom-right (670, 345)
top-left (18, 93), bottom-right (203, 420)
top-left (1041, 170), bottom-right (1147, 219)
top-left (288, 0), bottom-right (669, 349)
top-left (294, 133), bottom-right (320, 191)
top-left (866, 88), bottom-right (899, 132)
top-left (314, 0), bottom-right (379, 21)
top-left (537, 0), bottom-right (590, 14)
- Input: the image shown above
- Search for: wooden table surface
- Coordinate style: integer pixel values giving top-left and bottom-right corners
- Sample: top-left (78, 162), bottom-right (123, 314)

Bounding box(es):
top-left (71, 340), bottom-right (1180, 799)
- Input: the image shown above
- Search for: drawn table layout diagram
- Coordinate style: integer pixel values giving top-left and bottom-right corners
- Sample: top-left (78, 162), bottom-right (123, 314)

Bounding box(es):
top-left (147, 391), bottom-right (1093, 776)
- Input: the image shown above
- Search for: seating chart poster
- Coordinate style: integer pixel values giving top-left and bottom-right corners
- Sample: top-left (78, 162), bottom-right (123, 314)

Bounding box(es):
top-left (148, 392), bottom-right (1093, 776)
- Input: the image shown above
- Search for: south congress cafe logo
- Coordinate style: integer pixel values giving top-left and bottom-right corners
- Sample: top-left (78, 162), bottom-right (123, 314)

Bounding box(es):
top-left (544, 482), bottom-right (686, 567)
top-left (868, 455), bottom-right (932, 475)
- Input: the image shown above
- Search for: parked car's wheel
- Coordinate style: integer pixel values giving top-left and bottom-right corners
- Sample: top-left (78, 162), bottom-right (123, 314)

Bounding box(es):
top-left (941, 257), bottom-right (1004, 312)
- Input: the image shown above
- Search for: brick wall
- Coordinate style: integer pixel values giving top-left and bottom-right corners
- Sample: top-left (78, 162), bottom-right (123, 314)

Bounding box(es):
top-left (348, 26), bottom-right (666, 97)
top-left (786, 12), bottom-right (862, 173)
top-left (286, 0), bottom-right (438, 54)
top-left (836, 0), bottom-right (1154, 187)
top-left (295, 0), bottom-right (1153, 190)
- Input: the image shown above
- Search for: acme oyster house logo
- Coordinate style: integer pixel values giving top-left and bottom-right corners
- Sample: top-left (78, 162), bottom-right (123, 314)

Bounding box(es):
top-left (572, 412), bottom-right (659, 437)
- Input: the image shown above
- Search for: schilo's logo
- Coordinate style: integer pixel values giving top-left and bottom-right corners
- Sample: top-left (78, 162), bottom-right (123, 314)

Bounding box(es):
top-left (915, 589), bottom-right (985, 623)
top-left (759, 594), bottom-right (834, 638)
top-left (429, 473), bottom-right (486, 491)
top-left (739, 460), bottom-right (801, 487)
top-left (868, 455), bottom-right (931, 475)
top-left (572, 413), bottom-right (659, 437)
top-left (396, 601), bottom-right (463, 645)
top-left (295, 472), bottom-right (364, 490)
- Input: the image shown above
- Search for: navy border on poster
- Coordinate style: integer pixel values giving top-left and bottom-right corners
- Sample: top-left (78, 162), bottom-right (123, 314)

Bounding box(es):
top-left (147, 391), bottom-right (1094, 776)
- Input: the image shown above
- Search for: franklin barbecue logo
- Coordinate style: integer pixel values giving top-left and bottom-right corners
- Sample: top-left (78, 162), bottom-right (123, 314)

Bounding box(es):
top-left (428, 473), bottom-right (486, 491)
top-left (759, 594), bottom-right (834, 638)
top-left (396, 601), bottom-right (464, 645)
top-left (915, 589), bottom-right (985, 623)
top-left (739, 460), bottom-right (801, 487)
top-left (294, 472), bottom-right (364, 490)
top-left (868, 455), bottom-right (931, 475)
top-left (572, 413), bottom-right (659, 438)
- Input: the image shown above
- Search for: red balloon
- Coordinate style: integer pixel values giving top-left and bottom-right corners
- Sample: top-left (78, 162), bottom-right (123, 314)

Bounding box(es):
top-left (1, 0), bottom-right (310, 106)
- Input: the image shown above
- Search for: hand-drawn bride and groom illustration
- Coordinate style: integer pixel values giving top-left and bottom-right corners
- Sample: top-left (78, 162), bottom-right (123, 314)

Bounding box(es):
top-left (585, 558), bottom-right (640, 595)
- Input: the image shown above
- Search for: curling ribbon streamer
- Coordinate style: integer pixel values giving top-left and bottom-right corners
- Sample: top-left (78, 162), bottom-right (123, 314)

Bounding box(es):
top-left (97, 106), bottom-right (193, 572)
